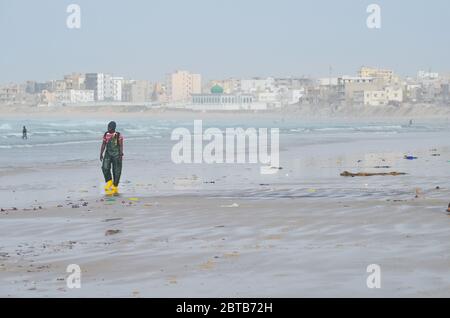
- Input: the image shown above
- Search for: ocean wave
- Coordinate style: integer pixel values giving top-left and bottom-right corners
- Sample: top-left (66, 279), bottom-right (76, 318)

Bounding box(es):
top-left (46, 120), bottom-right (106, 127)
top-left (0, 123), bottom-right (12, 130)
top-left (0, 136), bottom-right (154, 149)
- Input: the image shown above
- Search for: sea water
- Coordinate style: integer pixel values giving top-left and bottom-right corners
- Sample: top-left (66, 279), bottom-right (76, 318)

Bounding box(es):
top-left (0, 117), bottom-right (449, 206)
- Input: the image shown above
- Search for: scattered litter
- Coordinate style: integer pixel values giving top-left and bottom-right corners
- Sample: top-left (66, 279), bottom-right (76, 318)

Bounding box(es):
top-left (220, 203), bottom-right (239, 208)
top-left (374, 166), bottom-right (391, 169)
top-left (71, 205), bottom-right (80, 209)
top-left (404, 155), bottom-right (418, 160)
top-left (203, 181), bottom-right (215, 184)
top-left (103, 218), bottom-right (123, 222)
top-left (105, 229), bottom-right (121, 236)
top-left (82, 202), bottom-right (88, 207)
top-left (340, 171), bottom-right (406, 177)
top-left (259, 183), bottom-right (270, 186)
top-left (431, 154), bottom-right (441, 157)
top-left (415, 188), bottom-right (422, 198)
top-left (307, 188), bottom-right (316, 193)
top-left (128, 198), bottom-right (139, 201)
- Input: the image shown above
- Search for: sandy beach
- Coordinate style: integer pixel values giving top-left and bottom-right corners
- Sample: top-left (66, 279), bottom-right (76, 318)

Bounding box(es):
top-left (1, 114), bottom-right (450, 297)
top-left (1, 195), bottom-right (450, 297)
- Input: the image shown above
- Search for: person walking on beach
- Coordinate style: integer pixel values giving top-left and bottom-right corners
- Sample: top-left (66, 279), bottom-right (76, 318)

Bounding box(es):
top-left (100, 121), bottom-right (124, 195)
top-left (22, 126), bottom-right (27, 139)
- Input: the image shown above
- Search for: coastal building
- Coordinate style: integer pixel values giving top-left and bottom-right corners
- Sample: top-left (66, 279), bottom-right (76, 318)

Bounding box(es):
top-left (441, 83), bottom-right (449, 103)
top-left (24, 81), bottom-right (51, 94)
top-left (359, 66), bottom-right (396, 84)
top-left (417, 71), bottom-right (439, 81)
top-left (122, 80), bottom-right (153, 103)
top-left (190, 84), bottom-right (266, 110)
top-left (405, 84), bottom-right (422, 103)
top-left (0, 84), bottom-right (36, 105)
top-left (282, 89), bottom-right (305, 105)
top-left (103, 75), bottom-right (123, 101)
top-left (84, 73), bottom-right (122, 102)
top-left (166, 70), bottom-right (202, 102)
top-left (85, 73), bottom-right (105, 101)
top-left (54, 80), bottom-right (67, 92)
top-left (240, 77), bottom-right (275, 93)
top-left (274, 77), bottom-right (312, 90)
top-left (0, 86), bottom-right (21, 103)
top-left (151, 82), bottom-right (168, 103)
top-left (362, 86), bottom-right (403, 106)
top-left (204, 78), bottom-right (240, 94)
top-left (256, 91), bottom-right (279, 104)
top-left (54, 89), bottom-right (95, 104)
top-left (64, 73), bottom-right (85, 90)
top-left (341, 76), bottom-right (383, 105)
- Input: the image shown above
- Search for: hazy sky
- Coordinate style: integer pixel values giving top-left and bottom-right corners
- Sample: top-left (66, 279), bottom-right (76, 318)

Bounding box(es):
top-left (0, 0), bottom-right (449, 84)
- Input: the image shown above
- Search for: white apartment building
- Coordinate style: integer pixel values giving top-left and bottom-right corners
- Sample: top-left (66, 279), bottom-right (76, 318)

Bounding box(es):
top-left (166, 70), bottom-right (202, 102)
top-left (103, 75), bottom-right (123, 101)
top-left (55, 89), bottom-right (95, 104)
top-left (240, 77), bottom-right (275, 93)
top-left (111, 77), bottom-right (123, 101)
top-left (85, 73), bottom-right (122, 102)
top-left (85, 73), bottom-right (105, 101)
top-left (417, 71), bottom-right (439, 81)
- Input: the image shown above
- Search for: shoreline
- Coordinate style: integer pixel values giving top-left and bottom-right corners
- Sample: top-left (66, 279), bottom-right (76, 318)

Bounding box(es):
top-left (1, 103), bottom-right (450, 121)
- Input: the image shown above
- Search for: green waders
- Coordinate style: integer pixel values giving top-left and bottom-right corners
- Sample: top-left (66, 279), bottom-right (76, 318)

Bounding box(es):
top-left (102, 133), bottom-right (122, 187)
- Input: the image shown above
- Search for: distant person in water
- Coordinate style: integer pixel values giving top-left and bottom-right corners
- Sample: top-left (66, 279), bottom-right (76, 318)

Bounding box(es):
top-left (22, 126), bottom-right (27, 139)
top-left (100, 121), bottom-right (124, 195)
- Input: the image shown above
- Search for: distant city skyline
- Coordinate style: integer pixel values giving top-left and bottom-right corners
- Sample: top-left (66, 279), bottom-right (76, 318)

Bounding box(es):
top-left (1, 0), bottom-right (449, 84)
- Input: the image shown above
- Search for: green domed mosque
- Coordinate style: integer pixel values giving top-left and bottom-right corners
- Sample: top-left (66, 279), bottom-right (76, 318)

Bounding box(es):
top-left (191, 83), bottom-right (255, 109)
top-left (210, 84), bottom-right (224, 94)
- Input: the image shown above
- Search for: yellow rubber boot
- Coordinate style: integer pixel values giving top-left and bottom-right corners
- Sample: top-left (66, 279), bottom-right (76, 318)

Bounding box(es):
top-left (104, 180), bottom-right (113, 195)
top-left (111, 185), bottom-right (119, 195)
